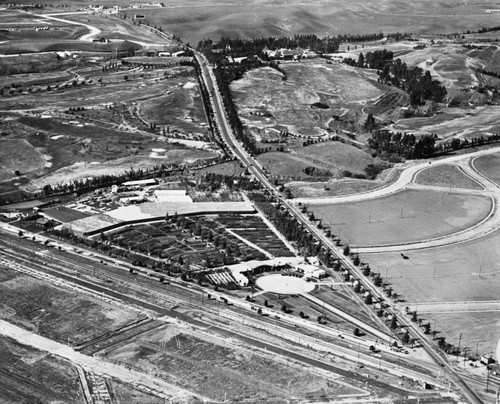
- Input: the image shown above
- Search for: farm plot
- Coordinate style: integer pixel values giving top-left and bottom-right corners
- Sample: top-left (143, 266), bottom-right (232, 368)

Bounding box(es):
top-left (310, 189), bottom-right (492, 247)
top-left (105, 323), bottom-right (361, 402)
top-left (107, 216), bottom-right (268, 269)
top-left (414, 164), bottom-right (483, 190)
top-left (0, 336), bottom-right (84, 404)
top-left (0, 266), bottom-right (143, 345)
top-left (215, 214), bottom-right (294, 257)
top-left (473, 153), bottom-right (500, 187)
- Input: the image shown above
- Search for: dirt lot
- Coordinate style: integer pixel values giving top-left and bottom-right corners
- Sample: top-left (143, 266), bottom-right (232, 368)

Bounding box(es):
top-left (105, 323), bottom-right (361, 402)
top-left (310, 189), bottom-right (492, 247)
top-left (0, 266), bottom-right (143, 345)
top-left (414, 164), bottom-right (483, 190)
top-left (0, 335), bottom-right (84, 404)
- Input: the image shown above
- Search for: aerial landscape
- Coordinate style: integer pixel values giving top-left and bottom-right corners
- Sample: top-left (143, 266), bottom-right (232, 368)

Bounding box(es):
top-left (1, 0), bottom-right (500, 403)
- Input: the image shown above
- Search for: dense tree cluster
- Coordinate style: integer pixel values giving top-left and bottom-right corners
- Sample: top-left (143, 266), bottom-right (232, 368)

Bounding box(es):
top-left (344, 51), bottom-right (447, 106)
top-left (368, 130), bottom-right (438, 159)
top-left (369, 130), bottom-right (500, 160)
top-left (196, 173), bottom-right (262, 193)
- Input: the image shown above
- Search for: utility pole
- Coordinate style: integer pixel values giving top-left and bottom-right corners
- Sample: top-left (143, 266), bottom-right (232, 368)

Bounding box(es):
top-left (457, 332), bottom-right (462, 362)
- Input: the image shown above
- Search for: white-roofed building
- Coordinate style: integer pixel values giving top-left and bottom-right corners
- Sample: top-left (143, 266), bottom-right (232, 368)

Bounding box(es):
top-left (154, 190), bottom-right (193, 203)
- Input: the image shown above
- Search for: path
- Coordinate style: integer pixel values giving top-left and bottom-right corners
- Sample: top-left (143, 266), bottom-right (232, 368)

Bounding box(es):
top-left (293, 146), bottom-right (500, 253)
top-left (0, 319), bottom-right (208, 402)
top-left (407, 300), bottom-right (500, 313)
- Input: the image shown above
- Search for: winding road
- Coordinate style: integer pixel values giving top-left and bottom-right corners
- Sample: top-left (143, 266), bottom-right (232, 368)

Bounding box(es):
top-left (293, 147), bottom-right (500, 253)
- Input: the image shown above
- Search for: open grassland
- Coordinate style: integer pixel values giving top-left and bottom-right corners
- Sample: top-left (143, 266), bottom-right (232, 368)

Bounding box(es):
top-left (118, 0), bottom-right (500, 46)
top-left (62, 13), bottom-right (177, 45)
top-left (0, 336), bottom-right (84, 404)
top-left (0, 266), bottom-right (143, 344)
top-left (232, 61), bottom-right (386, 137)
top-left (310, 189), bottom-right (492, 247)
top-left (287, 179), bottom-right (382, 198)
top-left (390, 106), bottom-right (500, 141)
top-left (0, 64), bottom-right (216, 196)
top-left (105, 323), bottom-right (362, 402)
top-left (414, 164), bottom-right (483, 190)
top-left (258, 152), bottom-right (327, 179)
top-left (290, 142), bottom-right (386, 178)
top-left (473, 153), bottom-right (500, 187)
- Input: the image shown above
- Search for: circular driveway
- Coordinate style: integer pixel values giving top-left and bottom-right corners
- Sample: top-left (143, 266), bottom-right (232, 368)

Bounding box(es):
top-left (256, 273), bottom-right (315, 294)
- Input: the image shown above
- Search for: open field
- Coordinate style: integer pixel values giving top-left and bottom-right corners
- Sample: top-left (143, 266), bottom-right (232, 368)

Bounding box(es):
top-left (473, 153), bottom-right (500, 187)
top-left (0, 265), bottom-right (143, 344)
top-left (0, 335), bottom-right (84, 404)
top-left (363, 226), bottom-right (500, 353)
top-left (0, 63), bottom-right (216, 198)
top-left (258, 151), bottom-right (328, 180)
top-left (414, 164), bottom-right (483, 190)
top-left (310, 189), bottom-right (492, 247)
top-left (232, 61), bottom-right (388, 138)
top-left (421, 312), bottom-right (500, 357)
top-left (290, 141), bottom-right (387, 178)
top-left (105, 322), bottom-right (362, 402)
top-left (118, 0), bottom-right (500, 46)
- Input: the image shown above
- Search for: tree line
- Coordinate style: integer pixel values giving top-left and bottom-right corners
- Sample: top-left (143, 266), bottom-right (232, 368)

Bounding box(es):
top-left (197, 32), bottom-right (389, 64)
top-left (369, 130), bottom-right (500, 160)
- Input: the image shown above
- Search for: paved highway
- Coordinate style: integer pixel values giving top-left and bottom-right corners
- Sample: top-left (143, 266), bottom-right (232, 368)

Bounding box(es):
top-left (194, 52), bottom-right (485, 404)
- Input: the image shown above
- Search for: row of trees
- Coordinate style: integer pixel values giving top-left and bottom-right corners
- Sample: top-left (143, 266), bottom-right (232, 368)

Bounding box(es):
top-left (197, 32), bottom-right (388, 64)
top-left (213, 60), bottom-right (259, 154)
top-left (369, 129), bottom-right (500, 160)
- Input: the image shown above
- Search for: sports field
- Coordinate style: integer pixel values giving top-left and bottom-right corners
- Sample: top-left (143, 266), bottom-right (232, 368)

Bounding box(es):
top-left (310, 189), bottom-right (492, 247)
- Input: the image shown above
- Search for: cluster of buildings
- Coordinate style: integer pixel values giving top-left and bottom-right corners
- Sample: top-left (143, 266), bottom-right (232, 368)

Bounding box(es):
top-left (262, 48), bottom-right (318, 60)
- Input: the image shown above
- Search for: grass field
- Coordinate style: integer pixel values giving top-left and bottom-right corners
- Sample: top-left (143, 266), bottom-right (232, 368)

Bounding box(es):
top-left (473, 153), bottom-right (500, 187)
top-left (258, 152), bottom-right (328, 179)
top-left (0, 335), bottom-right (84, 404)
top-left (0, 266), bottom-right (143, 344)
top-left (286, 179), bottom-right (382, 198)
top-left (310, 189), bottom-right (492, 247)
top-left (414, 164), bottom-right (483, 190)
top-left (363, 227), bottom-right (500, 353)
top-left (291, 141), bottom-right (386, 178)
